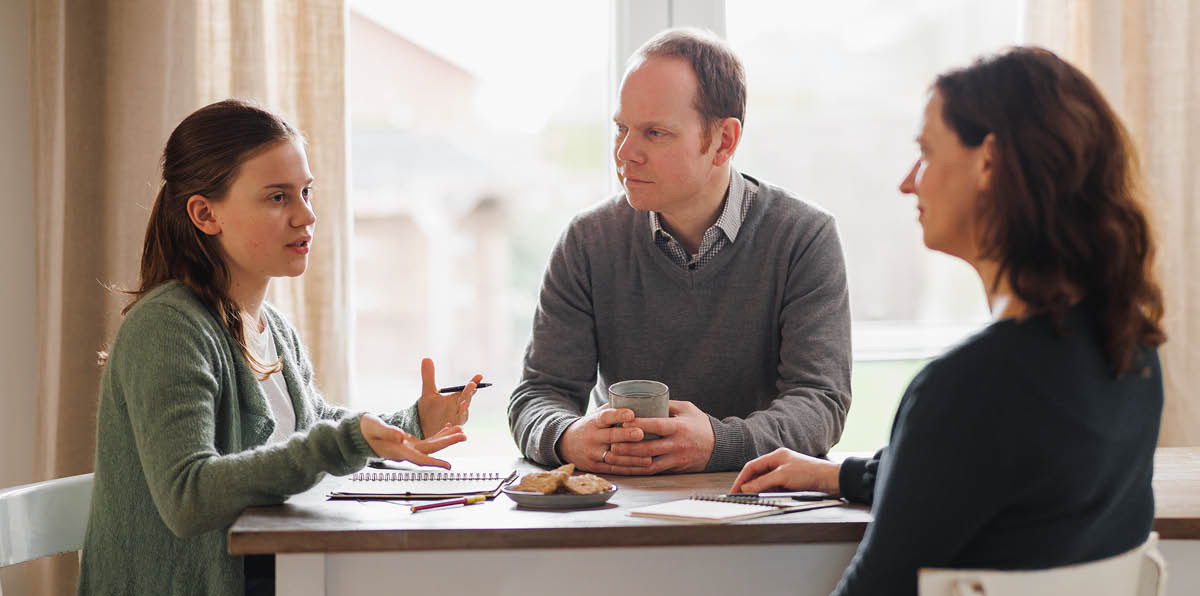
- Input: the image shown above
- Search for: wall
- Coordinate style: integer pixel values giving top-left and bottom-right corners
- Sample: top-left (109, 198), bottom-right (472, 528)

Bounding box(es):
top-left (0, 2), bottom-right (38, 593)
top-left (0, 0), bottom-right (36, 489)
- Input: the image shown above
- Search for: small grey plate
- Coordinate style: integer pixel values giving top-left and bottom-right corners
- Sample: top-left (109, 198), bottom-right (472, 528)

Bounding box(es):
top-left (501, 486), bottom-right (618, 509)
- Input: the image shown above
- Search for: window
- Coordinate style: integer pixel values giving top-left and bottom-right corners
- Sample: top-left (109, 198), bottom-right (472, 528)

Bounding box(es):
top-left (347, 1), bottom-right (1022, 457)
top-left (348, 1), bottom-right (612, 457)
top-left (725, 0), bottom-right (1020, 449)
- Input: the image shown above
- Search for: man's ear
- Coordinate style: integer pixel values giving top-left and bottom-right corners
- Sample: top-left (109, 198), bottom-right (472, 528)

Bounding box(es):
top-left (711, 117), bottom-right (743, 166)
top-left (976, 133), bottom-right (997, 192)
top-left (186, 194), bottom-right (221, 236)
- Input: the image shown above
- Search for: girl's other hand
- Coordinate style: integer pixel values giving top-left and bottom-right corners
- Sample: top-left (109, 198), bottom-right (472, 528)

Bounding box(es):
top-left (416, 357), bottom-right (482, 438)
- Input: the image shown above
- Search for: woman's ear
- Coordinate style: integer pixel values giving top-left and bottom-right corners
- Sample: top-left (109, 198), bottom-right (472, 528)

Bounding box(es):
top-left (186, 194), bottom-right (221, 236)
top-left (976, 133), bottom-right (997, 191)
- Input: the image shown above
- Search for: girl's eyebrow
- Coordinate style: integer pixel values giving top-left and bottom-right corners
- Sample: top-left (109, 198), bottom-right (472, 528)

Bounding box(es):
top-left (262, 177), bottom-right (315, 190)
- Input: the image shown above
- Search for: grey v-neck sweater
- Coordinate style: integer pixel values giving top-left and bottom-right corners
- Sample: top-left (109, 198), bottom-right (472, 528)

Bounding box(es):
top-left (509, 173), bottom-right (852, 471)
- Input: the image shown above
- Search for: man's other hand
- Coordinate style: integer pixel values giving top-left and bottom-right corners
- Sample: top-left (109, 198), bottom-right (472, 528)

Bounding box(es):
top-left (607, 400), bottom-right (715, 475)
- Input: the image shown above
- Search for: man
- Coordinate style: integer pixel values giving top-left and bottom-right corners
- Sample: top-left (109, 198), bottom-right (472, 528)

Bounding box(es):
top-left (508, 28), bottom-right (851, 474)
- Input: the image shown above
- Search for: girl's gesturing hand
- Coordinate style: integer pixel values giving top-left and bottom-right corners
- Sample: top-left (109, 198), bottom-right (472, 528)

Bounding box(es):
top-left (359, 414), bottom-right (465, 469)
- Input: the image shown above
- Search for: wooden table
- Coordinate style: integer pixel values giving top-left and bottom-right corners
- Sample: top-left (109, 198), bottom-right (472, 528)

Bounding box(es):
top-left (229, 448), bottom-right (1200, 596)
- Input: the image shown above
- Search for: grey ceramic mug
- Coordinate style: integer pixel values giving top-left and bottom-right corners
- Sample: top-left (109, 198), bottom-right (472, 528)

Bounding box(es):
top-left (607, 380), bottom-right (669, 440)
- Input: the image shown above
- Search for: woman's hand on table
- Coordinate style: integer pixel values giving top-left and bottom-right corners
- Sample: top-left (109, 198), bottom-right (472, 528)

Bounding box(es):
top-left (416, 357), bottom-right (482, 439)
top-left (730, 448), bottom-right (842, 496)
top-left (360, 414), bottom-right (465, 469)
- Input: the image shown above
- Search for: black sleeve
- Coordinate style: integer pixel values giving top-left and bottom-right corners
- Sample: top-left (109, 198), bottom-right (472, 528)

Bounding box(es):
top-left (838, 449), bottom-right (884, 505)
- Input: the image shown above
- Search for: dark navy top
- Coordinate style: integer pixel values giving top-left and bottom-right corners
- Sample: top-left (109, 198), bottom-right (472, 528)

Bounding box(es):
top-left (833, 302), bottom-right (1162, 596)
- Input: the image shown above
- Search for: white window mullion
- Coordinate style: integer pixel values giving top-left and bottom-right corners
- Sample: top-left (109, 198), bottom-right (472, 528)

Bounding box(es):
top-left (612, 0), bottom-right (726, 68)
top-left (612, 0), bottom-right (670, 75)
top-left (668, 0), bottom-right (725, 36)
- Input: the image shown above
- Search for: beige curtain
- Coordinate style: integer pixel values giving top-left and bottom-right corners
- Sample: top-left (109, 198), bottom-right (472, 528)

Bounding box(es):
top-left (29, 1), bottom-right (349, 593)
top-left (1025, 0), bottom-right (1200, 446)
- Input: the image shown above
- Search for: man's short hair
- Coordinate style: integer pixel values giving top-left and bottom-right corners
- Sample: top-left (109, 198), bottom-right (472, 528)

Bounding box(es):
top-left (631, 27), bottom-right (747, 134)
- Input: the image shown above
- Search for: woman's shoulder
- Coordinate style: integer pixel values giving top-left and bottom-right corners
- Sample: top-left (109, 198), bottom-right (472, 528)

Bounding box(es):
top-left (920, 322), bottom-right (1011, 378)
top-left (912, 307), bottom-right (1110, 409)
top-left (902, 322), bottom-right (1033, 410)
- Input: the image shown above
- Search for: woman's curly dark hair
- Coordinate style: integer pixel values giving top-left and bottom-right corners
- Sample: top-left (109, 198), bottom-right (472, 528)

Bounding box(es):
top-left (935, 47), bottom-right (1165, 376)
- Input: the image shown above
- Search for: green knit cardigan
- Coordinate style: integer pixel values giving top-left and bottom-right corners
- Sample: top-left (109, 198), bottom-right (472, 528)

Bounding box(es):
top-left (78, 281), bottom-right (422, 595)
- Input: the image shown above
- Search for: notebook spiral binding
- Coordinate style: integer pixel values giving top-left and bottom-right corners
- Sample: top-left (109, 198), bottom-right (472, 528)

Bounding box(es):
top-left (689, 494), bottom-right (789, 507)
top-left (351, 471), bottom-right (506, 482)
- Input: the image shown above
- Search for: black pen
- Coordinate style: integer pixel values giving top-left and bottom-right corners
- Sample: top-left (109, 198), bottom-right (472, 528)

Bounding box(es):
top-left (722, 491), bottom-right (834, 501)
top-left (437, 382), bottom-right (492, 394)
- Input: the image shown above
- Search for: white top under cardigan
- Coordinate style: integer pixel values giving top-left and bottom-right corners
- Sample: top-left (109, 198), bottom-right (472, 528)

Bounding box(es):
top-left (247, 316), bottom-right (296, 444)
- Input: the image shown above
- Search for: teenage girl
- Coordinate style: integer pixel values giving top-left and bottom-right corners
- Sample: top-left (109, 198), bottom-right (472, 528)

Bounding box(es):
top-left (78, 99), bottom-right (481, 595)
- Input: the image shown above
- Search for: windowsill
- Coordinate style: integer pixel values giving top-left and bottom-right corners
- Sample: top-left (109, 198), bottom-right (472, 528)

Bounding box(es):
top-left (852, 320), bottom-right (988, 362)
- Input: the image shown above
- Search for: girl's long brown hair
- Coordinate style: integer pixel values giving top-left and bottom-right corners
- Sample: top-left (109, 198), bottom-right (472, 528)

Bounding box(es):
top-left (108, 99), bottom-right (301, 378)
top-left (936, 47), bottom-right (1165, 376)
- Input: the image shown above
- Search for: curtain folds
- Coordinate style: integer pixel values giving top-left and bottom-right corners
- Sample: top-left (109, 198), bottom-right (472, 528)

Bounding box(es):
top-left (1025, 0), bottom-right (1200, 446)
top-left (30, 1), bottom-right (349, 593)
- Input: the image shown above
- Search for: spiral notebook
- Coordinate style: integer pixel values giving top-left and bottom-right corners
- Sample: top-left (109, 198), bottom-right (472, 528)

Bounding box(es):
top-left (328, 468), bottom-right (517, 500)
top-left (629, 494), bottom-right (843, 524)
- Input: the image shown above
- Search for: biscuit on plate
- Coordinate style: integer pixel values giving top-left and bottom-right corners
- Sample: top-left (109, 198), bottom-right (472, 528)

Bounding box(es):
top-left (511, 471), bottom-right (565, 494)
top-left (563, 474), bottom-right (613, 495)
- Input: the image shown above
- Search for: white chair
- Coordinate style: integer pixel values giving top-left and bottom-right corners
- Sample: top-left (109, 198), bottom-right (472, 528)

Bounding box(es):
top-left (918, 532), bottom-right (1167, 596)
top-left (0, 474), bottom-right (94, 595)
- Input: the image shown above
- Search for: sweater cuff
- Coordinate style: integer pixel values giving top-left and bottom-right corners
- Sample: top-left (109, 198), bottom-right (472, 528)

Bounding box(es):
top-left (705, 416), bottom-right (748, 472)
top-left (538, 414), bottom-right (580, 467)
top-left (838, 456), bottom-right (875, 505)
top-left (348, 414), bottom-right (375, 459)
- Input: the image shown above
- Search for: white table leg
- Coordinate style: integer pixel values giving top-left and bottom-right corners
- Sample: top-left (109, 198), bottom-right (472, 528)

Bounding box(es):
top-left (276, 553), bottom-right (326, 596)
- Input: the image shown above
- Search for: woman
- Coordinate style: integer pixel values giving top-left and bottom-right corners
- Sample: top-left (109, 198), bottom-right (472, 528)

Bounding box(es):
top-left (78, 99), bottom-right (482, 595)
top-left (731, 47), bottom-right (1165, 595)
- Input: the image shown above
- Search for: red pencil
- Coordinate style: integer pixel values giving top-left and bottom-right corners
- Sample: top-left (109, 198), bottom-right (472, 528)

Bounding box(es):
top-left (410, 494), bottom-right (487, 513)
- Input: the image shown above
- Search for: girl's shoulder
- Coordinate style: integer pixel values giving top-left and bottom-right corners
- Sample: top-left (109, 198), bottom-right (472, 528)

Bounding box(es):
top-left (125, 280), bottom-right (206, 316)
top-left (105, 281), bottom-right (234, 378)
top-left (117, 281), bottom-right (222, 344)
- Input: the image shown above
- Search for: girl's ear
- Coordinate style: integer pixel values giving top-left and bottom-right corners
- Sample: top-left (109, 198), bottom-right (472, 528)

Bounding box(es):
top-left (186, 194), bottom-right (221, 236)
